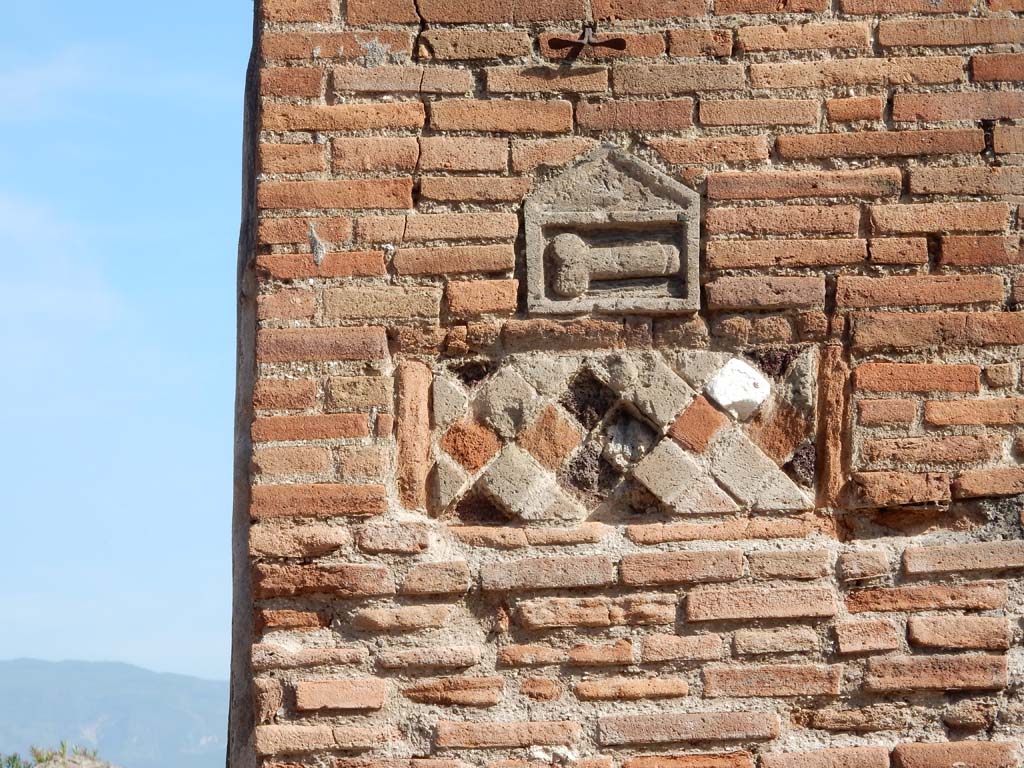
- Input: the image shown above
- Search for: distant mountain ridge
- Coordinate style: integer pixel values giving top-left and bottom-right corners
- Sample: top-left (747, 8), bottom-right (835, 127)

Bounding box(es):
top-left (0, 659), bottom-right (227, 768)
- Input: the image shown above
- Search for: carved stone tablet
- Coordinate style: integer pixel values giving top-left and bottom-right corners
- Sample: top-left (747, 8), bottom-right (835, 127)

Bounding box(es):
top-left (524, 144), bottom-right (700, 315)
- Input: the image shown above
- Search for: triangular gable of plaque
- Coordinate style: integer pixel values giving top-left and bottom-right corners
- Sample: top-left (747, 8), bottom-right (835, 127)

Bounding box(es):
top-left (524, 144), bottom-right (700, 315)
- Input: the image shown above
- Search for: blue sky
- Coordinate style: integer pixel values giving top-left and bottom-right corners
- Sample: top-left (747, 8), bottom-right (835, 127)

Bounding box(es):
top-left (0, 2), bottom-right (252, 680)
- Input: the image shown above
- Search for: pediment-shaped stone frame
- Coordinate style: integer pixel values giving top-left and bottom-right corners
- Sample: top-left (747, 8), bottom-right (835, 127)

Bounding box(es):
top-left (524, 144), bottom-right (701, 316)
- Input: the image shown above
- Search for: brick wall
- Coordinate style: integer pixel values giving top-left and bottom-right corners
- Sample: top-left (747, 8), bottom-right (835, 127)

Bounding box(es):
top-left (232, 0), bottom-right (1024, 767)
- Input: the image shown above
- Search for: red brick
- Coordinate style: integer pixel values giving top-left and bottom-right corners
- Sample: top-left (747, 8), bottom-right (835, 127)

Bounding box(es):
top-left (256, 609), bottom-right (327, 633)
top-left (858, 399), bottom-right (916, 426)
top-left (687, 586), bottom-right (837, 621)
top-left (613, 64), bottom-right (745, 94)
top-left (352, 605), bottom-right (452, 631)
top-left (763, 749), bottom-right (888, 768)
top-left (864, 654), bottom-right (1007, 692)
top-left (419, 137), bottom-right (508, 172)
top-left (994, 125), bottom-right (1024, 154)
top-left (395, 245), bottom-right (514, 276)
top-left (252, 445), bottom-right (333, 478)
top-left (261, 31), bottom-right (414, 61)
top-left (262, 102), bottom-right (424, 132)
top-left (575, 677), bottom-right (689, 701)
top-left (259, 143), bottom-right (325, 175)
top-left (668, 396), bottom-right (727, 452)
top-left (356, 524), bottom-right (429, 554)
top-left (738, 23), bottom-right (870, 51)
top-left (748, 549), bottom-right (830, 579)
top-left (441, 419), bottom-right (501, 471)
top-left (973, 53), bottom-right (1024, 82)
top-left (419, 176), bottom-right (531, 204)
top-left (598, 712), bottom-right (780, 746)
top-left (331, 66), bottom-right (473, 94)
top-left (911, 166), bottom-right (1024, 196)
top-left (627, 755), bottom-right (753, 768)
top-left (540, 32), bottom-right (666, 60)
top-left (417, 0), bottom-right (586, 22)
top-left (863, 435), bottom-right (999, 466)
top-left (628, 518), bottom-right (812, 545)
top-left (893, 92), bottom-right (1024, 122)
top-left (435, 721), bottom-right (582, 748)
top-left (395, 361), bottom-right (430, 509)
top-left (904, 540), bottom-right (1024, 576)
top-left (264, 0), bottom-right (333, 20)
top-left (651, 136), bottom-right (769, 165)
top-left (668, 29), bottom-right (734, 57)
top-left (621, 550), bottom-right (744, 586)
top-left (869, 238), bottom-right (929, 265)
top-left (403, 677), bottom-right (504, 706)
top-left (521, 676), bottom-right (562, 700)
top-left (487, 66), bottom-right (608, 94)
top-left (254, 378), bottom-right (317, 411)
top-left (751, 57), bottom-right (964, 89)
top-left (700, 98), bottom-right (818, 126)
top-left (517, 404), bottom-right (582, 469)
top-left (358, 212), bottom-right (518, 243)
top-left (708, 168), bottom-right (900, 200)
top-left (704, 664), bottom-right (842, 697)
top-left (880, 18), bottom-right (1024, 47)
top-left (892, 741), bottom-right (1017, 768)
top-left (430, 99), bottom-right (573, 133)
top-left (838, 275), bottom-right (1003, 308)
top-left (706, 277), bottom-right (825, 310)
top-left (257, 288), bottom-right (316, 322)
top-left (420, 30), bottom-right (533, 60)
top-left (955, 468), bottom-right (1024, 498)
top-left (258, 216), bottom-right (352, 246)
top-left (835, 619), bottom-right (901, 654)
top-left (708, 239), bottom-right (865, 269)
top-left (250, 484), bottom-right (385, 521)
top-left (502, 318), bottom-right (637, 352)
top-left (295, 679), bottom-right (387, 711)
top-left (827, 96), bottom-right (885, 122)
top-left (593, 0), bottom-right (705, 18)
top-left (401, 561), bottom-right (472, 595)
top-left (567, 638), bottom-right (634, 666)
top-left (941, 235), bottom-right (1021, 266)
top-left (261, 68), bottom-right (324, 99)
top-left (707, 205), bottom-right (860, 236)
top-left (778, 129), bottom-right (983, 159)
top-left (517, 594), bottom-right (676, 629)
top-left (578, 99), bottom-right (694, 131)
top-left (925, 398), bottom-right (1024, 426)
top-left (257, 251), bottom-right (386, 280)
top-left (511, 137), bottom-right (597, 172)
top-left (847, 581), bottom-right (1007, 613)
top-left (908, 616), bottom-right (1009, 651)
top-left (252, 413), bottom-right (370, 442)
top-left (256, 327), bottom-right (388, 363)
top-left (853, 362), bottom-right (980, 393)
top-left (446, 279), bottom-right (518, 319)
top-left (253, 562), bottom-right (393, 599)
top-left (849, 471), bottom-right (951, 507)
top-left (331, 138), bottom-right (419, 172)
top-left (851, 311), bottom-right (1024, 351)
top-left (258, 179), bottom-right (413, 211)
top-left (841, 0), bottom-right (971, 10)
top-left (347, 0), bottom-right (418, 23)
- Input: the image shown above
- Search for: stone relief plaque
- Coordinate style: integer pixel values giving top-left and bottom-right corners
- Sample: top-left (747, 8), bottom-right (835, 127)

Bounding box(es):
top-left (524, 144), bottom-right (700, 315)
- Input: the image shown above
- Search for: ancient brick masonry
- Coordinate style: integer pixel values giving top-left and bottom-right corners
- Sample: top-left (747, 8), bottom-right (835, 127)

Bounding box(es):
top-left (233, 0), bottom-right (1024, 767)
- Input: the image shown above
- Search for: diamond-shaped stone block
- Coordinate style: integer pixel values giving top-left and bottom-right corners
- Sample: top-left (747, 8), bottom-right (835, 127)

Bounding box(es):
top-left (518, 404), bottom-right (582, 471)
top-left (474, 366), bottom-right (543, 440)
top-left (705, 358), bottom-right (771, 421)
top-left (433, 375), bottom-right (468, 430)
top-left (632, 359), bottom-right (695, 427)
top-left (478, 445), bottom-right (559, 522)
top-left (709, 430), bottom-right (810, 511)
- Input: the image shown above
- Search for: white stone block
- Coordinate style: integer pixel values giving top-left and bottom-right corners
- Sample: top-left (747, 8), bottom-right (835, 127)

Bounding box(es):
top-left (705, 358), bottom-right (771, 421)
